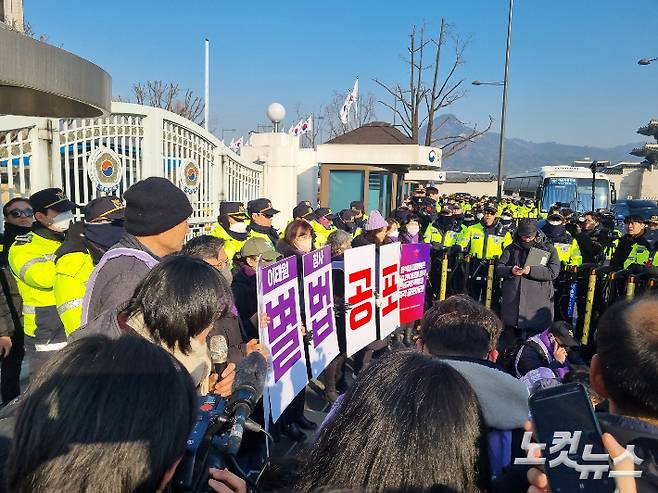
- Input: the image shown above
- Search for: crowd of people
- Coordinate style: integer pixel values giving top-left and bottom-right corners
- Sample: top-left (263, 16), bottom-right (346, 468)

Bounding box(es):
top-left (0, 177), bottom-right (654, 492)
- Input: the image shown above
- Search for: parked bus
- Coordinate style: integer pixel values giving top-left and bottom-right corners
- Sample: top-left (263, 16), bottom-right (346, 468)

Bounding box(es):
top-left (503, 165), bottom-right (616, 213)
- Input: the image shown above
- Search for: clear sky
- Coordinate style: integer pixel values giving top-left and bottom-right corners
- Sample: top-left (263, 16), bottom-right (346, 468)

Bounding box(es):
top-left (25, 0), bottom-right (658, 147)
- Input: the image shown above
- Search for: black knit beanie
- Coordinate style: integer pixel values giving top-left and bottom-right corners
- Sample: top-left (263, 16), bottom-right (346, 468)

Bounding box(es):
top-left (124, 177), bottom-right (193, 236)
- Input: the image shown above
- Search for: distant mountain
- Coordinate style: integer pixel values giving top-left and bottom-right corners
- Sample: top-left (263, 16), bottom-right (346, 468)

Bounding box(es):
top-left (423, 115), bottom-right (645, 173)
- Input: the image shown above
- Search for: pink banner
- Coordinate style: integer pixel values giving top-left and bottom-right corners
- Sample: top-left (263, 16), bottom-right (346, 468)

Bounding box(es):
top-left (399, 243), bottom-right (430, 324)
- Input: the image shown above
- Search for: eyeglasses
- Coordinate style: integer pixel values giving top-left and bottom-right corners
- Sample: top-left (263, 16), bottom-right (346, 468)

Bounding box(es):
top-left (8, 208), bottom-right (33, 218)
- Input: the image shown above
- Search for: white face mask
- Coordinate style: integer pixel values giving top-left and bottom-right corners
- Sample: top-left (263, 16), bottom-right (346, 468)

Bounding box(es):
top-left (229, 222), bottom-right (247, 234)
top-left (548, 220), bottom-right (562, 226)
top-left (388, 231), bottom-right (399, 239)
top-left (48, 211), bottom-right (74, 232)
top-left (406, 225), bottom-right (420, 236)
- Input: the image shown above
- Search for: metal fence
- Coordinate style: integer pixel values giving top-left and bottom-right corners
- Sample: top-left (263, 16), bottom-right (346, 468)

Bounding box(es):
top-left (0, 103), bottom-right (264, 234)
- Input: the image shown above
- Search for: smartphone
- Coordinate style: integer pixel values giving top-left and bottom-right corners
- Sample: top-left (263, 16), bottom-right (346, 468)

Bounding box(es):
top-left (529, 382), bottom-right (615, 493)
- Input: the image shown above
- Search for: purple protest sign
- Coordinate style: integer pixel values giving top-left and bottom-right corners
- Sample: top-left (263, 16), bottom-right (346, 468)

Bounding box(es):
top-left (302, 246), bottom-right (339, 379)
top-left (399, 243), bottom-right (430, 324)
top-left (258, 255), bottom-right (309, 422)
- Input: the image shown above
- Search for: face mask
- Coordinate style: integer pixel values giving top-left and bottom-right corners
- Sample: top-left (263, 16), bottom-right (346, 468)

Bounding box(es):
top-left (388, 231), bottom-right (399, 239)
top-left (229, 222), bottom-right (247, 234)
top-left (406, 225), bottom-right (420, 236)
top-left (295, 237), bottom-right (313, 253)
top-left (84, 221), bottom-right (125, 250)
top-left (548, 221), bottom-right (562, 226)
top-left (218, 266), bottom-right (233, 286)
top-left (47, 211), bottom-right (74, 232)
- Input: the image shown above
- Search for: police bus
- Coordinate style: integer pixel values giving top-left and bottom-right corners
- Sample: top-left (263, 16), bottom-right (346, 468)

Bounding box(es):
top-left (503, 165), bottom-right (616, 214)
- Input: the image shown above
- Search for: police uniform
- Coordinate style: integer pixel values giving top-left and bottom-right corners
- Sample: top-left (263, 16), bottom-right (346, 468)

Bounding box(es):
top-left (312, 208), bottom-right (338, 249)
top-left (210, 202), bottom-right (249, 260)
top-left (457, 218), bottom-right (512, 259)
top-left (245, 198), bottom-right (280, 248)
top-left (8, 188), bottom-right (75, 375)
top-left (54, 196), bottom-right (125, 335)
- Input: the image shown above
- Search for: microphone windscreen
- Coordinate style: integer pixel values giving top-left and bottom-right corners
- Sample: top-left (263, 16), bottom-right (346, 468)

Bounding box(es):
top-left (232, 351), bottom-right (268, 400)
top-left (208, 335), bottom-right (228, 364)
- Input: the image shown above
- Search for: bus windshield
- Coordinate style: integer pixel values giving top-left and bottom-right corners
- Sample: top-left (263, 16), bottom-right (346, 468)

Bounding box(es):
top-left (542, 177), bottom-right (609, 212)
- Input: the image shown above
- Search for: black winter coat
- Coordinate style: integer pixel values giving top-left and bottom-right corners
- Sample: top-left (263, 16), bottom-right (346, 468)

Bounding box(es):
top-left (495, 234), bottom-right (560, 330)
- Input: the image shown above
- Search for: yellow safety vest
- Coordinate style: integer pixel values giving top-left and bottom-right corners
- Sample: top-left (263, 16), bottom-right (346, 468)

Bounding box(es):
top-left (423, 224), bottom-right (465, 248)
top-left (458, 222), bottom-right (512, 259)
top-left (245, 229), bottom-right (276, 249)
top-left (8, 232), bottom-right (66, 345)
top-left (624, 242), bottom-right (651, 269)
top-left (552, 240), bottom-right (582, 266)
top-left (311, 221), bottom-right (336, 249)
top-left (209, 223), bottom-right (246, 261)
top-left (54, 251), bottom-right (94, 335)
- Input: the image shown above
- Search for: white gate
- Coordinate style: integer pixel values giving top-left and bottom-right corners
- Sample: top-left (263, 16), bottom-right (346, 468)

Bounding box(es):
top-left (0, 103), bottom-right (264, 234)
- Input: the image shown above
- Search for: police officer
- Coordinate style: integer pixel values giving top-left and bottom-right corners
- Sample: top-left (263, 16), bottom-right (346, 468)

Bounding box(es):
top-left (54, 196), bottom-right (125, 335)
top-left (457, 204), bottom-right (512, 302)
top-left (8, 188), bottom-right (75, 376)
top-left (245, 198), bottom-right (280, 247)
top-left (541, 212), bottom-right (582, 266)
top-left (424, 205), bottom-right (465, 248)
top-left (350, 201), bottom-right (368, 229)
top-left (312, 208), bottom-right (337, 248)
top-left (210, 202), bottom-right (250, 261)
top-left (499, 208), bottom-right (516, 236)
top-left (334, 209), bottom-right (359, 237)
top-left (610, 214), bottom-right (652, 270)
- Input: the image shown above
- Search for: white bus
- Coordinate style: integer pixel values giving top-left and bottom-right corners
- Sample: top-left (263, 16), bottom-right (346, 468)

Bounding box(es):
top-left (503, 166), bottom-right (616, 213)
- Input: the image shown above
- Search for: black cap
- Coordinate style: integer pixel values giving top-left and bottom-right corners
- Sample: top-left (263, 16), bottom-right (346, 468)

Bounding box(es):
top-left (297, 200), bottom-right (312, 207)
top-left (247, 198), bottom-right (279, 216)
top-left (293, 204), bottom-right (316, 220)
top-left (83, 196), bottom-right (125, 223)
top-left (314, 207), bottom-right (337, 220)
top-left (30, 187), bottom-right (76, 213)
top-left (339, 209), bottom-right (357, 222)
top-left (624, 214), bottom-right (645, 224)
top-left (517, 218), bottom-right (538, 237)
top-left (547, 212), bottom-right (564, 222)
top-left (550, 321), bottom-right (580, 347)
top-left (350, 201), bottom-right (365, 212)
top-left (124, 177), bottom-right (193, 236)
top-left (440, 205), bottom-right (453, 215)
top-left (483, 204), bottom-right (497, 215)
top-left (219, 201), bottom-right (248, 221)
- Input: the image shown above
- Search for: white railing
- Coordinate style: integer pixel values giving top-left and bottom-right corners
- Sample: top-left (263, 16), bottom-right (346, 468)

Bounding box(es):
top-left (0, 103), bottom-right (264, 233)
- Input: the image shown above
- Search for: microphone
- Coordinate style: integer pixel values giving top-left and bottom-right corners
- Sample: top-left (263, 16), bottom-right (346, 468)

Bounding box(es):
top-left (225, 351), bottom-right (268, 455)
top-left (209, 335), bottom-right (229, 376)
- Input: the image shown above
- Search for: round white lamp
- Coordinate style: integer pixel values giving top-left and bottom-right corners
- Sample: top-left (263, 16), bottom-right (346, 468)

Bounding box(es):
top-left (266, 102), bottom-right (286, 132)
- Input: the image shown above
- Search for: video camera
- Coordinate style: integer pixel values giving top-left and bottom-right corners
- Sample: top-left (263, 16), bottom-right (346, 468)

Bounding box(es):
top-left (172, 351), bottom-right (268, 493)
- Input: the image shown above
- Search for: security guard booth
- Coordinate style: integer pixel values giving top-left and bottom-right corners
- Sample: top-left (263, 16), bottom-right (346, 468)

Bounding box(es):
top-left (316, 122), bottom-right (442, 216)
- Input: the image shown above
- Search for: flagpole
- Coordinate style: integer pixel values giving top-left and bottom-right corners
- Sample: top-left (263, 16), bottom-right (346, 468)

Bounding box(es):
top-left (204, 38), bottom-right (210, 131)
top-left (354, 77), bottom-right (359, 125)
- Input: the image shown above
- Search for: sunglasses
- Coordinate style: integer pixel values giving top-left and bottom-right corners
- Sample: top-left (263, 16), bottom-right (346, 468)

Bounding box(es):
top-left (261, 213), bottom-right (274, 219)
top-left (8, 208), bottom-right (33, 218)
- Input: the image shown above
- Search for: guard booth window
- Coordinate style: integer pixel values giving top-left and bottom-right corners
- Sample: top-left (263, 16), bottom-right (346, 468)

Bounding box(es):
top-left (328, 170), bottom-right (364, 212)
top-left (368, 172), bottom-right (390, 217)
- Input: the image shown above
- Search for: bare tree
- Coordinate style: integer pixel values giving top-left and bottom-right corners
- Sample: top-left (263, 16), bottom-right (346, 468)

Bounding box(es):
top-left (119, 81), bottom-right (205, 125)
top-left (374, 20), bottom-right (492, 157)
top-left (292, 103), bottom-right (326, 149)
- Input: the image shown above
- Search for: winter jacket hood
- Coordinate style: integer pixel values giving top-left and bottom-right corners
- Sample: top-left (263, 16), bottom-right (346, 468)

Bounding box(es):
top-left (442, 357), bottom-right (530, 430)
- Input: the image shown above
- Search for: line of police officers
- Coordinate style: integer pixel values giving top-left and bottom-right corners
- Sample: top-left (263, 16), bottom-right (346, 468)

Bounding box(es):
top-left (1, 183), bottom-right (656, 404)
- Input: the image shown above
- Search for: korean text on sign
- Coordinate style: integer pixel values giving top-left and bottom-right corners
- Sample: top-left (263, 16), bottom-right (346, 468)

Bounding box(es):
top-left (302, 246), bottom-right (339, 379)
top-left (378, 242), bottom-right (401, 339)
top-left (344, 244), bottom-right (377, 357)
top-left (258, 256), bottom-right (308, 422)
top-left (399, 243), bottom-right (430, 324)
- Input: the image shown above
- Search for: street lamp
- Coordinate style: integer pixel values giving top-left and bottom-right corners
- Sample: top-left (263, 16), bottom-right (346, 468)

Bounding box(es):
top-left (221, 128), bottom-right (236, 140)
top-left (472, 0), bottom-right (514, 200)
top-left (471, 80), bottom-right (504, 86)
top-left (638, 57), bottom-right (658, 66)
